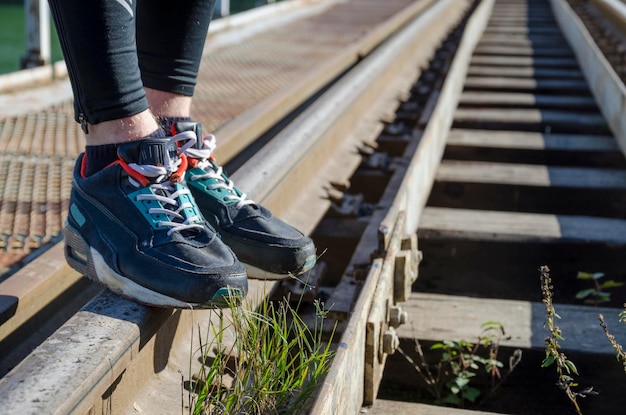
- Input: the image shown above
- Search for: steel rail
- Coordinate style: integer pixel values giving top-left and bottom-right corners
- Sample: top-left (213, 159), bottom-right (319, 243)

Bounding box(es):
top-left (552, 0), bottom-right (626, 153)
top-left (309, 0), bottom-right (495, 411)
top-left (0, 1), bottom-right (469, 414)
top-left (212, 0), bottom-right (440, 164)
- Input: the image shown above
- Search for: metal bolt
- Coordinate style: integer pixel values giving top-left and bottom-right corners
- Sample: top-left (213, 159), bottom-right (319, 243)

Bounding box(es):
top-left (389, 306), bottom-right (408, 328)
top-left (382, 328), bottom-right (399, 355)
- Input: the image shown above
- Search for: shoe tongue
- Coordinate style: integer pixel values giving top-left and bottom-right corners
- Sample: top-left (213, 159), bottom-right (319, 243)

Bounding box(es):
top-left (173, 121), bottom-right (204, 150)
top-left (117, 138), bottom-right (178, 166)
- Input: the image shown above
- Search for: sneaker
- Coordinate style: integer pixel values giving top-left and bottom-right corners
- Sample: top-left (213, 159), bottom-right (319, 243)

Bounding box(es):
top-left (170, 121), bottom-right (317, 280)
top-left (64, 132), bottom-right (248, 308)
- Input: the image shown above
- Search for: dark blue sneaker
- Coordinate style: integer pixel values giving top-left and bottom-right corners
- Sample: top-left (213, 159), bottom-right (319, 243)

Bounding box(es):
top-left (170, 122), bottom-right (317, 280)
top-left (64, 132), bottom-right (247, 308)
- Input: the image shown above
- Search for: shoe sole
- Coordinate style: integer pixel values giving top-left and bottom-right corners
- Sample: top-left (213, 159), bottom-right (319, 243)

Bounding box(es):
top-left (244, 253), bottom-right (317, 280)
top-left (64, 224), bottom-right (245, 309)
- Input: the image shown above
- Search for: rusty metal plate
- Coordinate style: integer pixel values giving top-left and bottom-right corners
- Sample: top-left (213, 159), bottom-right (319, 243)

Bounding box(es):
top-left (0, 110), bottom-right (84, 158)
top-left (0, 153), bottom-right (74, 254)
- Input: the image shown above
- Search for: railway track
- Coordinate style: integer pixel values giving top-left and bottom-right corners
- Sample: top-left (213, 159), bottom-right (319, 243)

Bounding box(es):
top-left (1, 0), bottom-right (626, 413)
top-left (374, 0), bottom-right (626, 414)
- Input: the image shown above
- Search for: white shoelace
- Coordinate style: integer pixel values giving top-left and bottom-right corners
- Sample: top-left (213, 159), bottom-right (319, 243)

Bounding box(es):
top-left (128, 132), bottom-right (205, 236)
top-left (186, 134), bottom-right (256, 209)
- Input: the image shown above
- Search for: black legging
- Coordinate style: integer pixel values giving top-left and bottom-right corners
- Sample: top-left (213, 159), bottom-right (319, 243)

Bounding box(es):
top-left (48, 0), bottom-right (215, 126)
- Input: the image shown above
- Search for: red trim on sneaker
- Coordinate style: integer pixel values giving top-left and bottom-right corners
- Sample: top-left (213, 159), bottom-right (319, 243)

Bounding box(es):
top-left (116, 159), bottom-right (150, 187)
top-left (81, 155), bottom-right (120, 178)
top-left (170, 154), bottom-right (188, 183)
top-left (80, 155), bottom-right (88, 178)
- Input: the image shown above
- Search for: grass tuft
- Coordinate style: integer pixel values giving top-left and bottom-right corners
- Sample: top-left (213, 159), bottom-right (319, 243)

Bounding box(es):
top-left (188, 291), bottom-right (336, 415)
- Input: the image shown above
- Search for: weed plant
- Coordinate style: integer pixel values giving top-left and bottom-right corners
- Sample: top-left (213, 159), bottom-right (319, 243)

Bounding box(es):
top-left (188, 293), bottom-right (336, 415)
top-left (575, 272), bottom-right (626, 374)
top-left (540, 265), bottom-right (598, 415)
top-left (576, 271), bottom-right (624, 306)
top-left (598, 311), bottom-right (626, 373)
top-left (398, 322), bottom-right (521, 408)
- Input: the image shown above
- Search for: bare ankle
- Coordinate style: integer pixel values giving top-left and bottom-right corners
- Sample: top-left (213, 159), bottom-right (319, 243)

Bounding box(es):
top-left (145, 87), bottom-right (192, 119)
top-left (85, 110), bottom-right (161, 146)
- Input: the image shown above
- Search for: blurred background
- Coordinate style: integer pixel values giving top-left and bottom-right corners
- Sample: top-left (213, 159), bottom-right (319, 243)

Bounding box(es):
top-left (0, 0), bottom-right (273, 75)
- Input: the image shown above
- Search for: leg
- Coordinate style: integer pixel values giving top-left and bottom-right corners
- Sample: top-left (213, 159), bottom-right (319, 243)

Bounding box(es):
top-left (48, 0), bottom-right (247, 307)
top-left (48, 0), bottom-right (159, 144)
top-left (137, 0), bottom-right (214, 119)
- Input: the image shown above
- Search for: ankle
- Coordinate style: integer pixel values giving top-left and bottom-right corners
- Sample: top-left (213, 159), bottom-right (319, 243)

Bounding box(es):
top-left (85, 110), bottom-right (162, 146)
top-left (146, 88), bottom-right (192, 120)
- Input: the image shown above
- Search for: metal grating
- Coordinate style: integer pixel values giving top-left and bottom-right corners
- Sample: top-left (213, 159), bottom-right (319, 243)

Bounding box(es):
top-left (0, 111), bottom-right (84, 158)
top-left (0, 153), bottom-right (74, 252)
